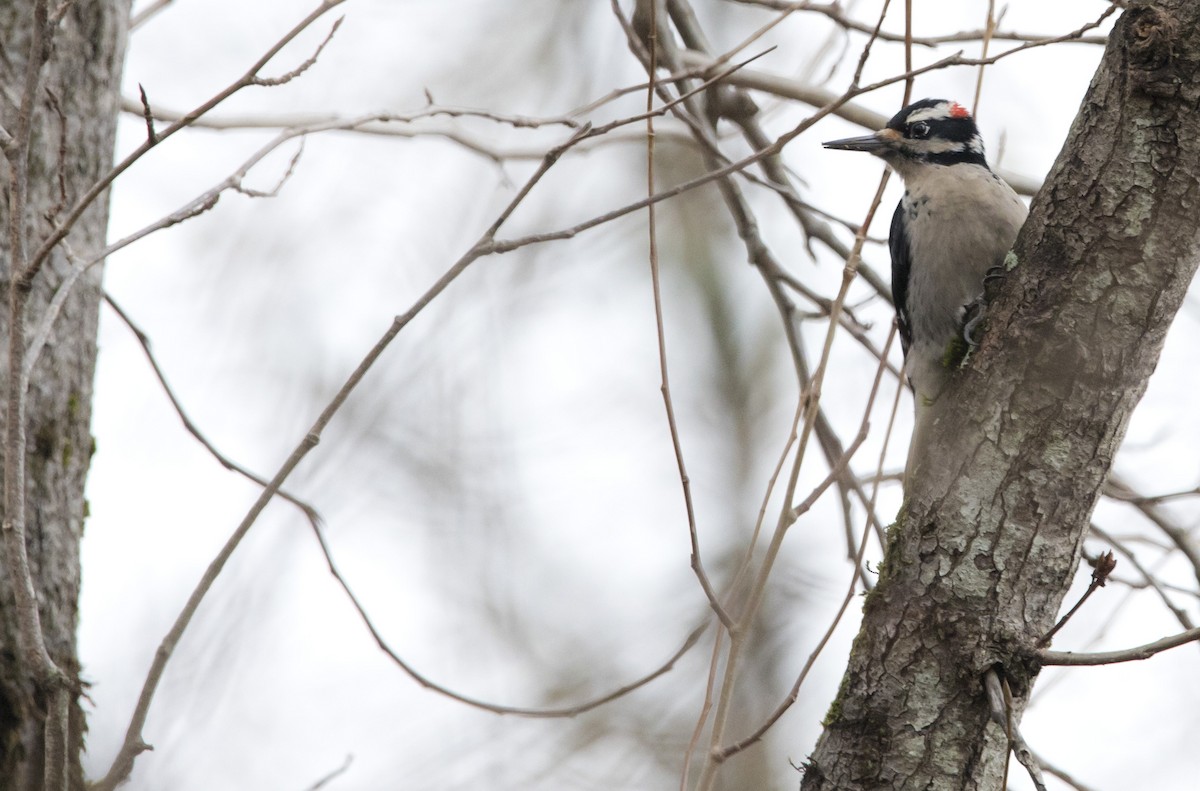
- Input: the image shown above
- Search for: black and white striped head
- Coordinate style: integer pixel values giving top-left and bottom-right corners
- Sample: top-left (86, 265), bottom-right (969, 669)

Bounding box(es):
top-left (823, 99), bottom-right (988, 173)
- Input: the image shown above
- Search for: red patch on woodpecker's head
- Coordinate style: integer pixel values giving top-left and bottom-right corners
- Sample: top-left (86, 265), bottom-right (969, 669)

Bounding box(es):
top-left (948, 102), bottom-right (971, 119)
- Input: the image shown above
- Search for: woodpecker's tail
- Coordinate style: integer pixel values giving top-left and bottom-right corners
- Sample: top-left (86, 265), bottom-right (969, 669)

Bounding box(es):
top-left (904, 396), bottom-right (937, 488)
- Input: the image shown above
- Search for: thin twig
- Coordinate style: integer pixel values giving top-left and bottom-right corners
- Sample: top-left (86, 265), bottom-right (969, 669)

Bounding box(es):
top-left (1036, 550), bottom-right (1116, 648)
top-left (689, 2), bottom-right (899, 784)
top-left (971, 0), bottom-right (997, 117)
top-left (307, 507), bottom-right (708, 717)
top-left (680, 627), bottom-right (726, 791)
top-left (302, 754), bottom-right (353, 791)
top-left (119, 95), bottom-right (582, 133)
top-left (983, 668), bottom-right (1047, 791)
top-left (452, 55), bottom-right (1033, 265)
top-left (33, 101), bottom-right (608, 377)
top-left (1107, 474), bottom-right (1200, 590)
top-left (673, 1), bottom-right (1119, 196)
top-left (716, 325), bottom-right (899, 760)
top-left (1090, 525), bottom-right (1195, 633)
top-left (252, 17), bottom-right (343, 87)
top-left (110, 262), bottom-right (702, 733)
top-left (28, 0), bottom-right (350, 283)
top-left (130, 0), bottom-right (176, 30)
top-left (3, 5), bottom-right (74, 789)
top-left (26, 126), bottom-right (332, 378)
top-left (3, 0), bottom-right (62, 682)
top-left (634, 2), bottom-right (857, 768)
top-left (678, 0), bottom-right (901, 577)
top-left (93, 118), bottom-right (670, 789)
top-left (643, 0), bottom-right (733, 629)
top-left (101, 293), bottom-right (324, 525)
top-left (1040, 625), bottom-right (1200, 666)
top-left (21, 180), bottom-right (222, 381)
top-left (233, 139), bottom-right (305, 198)
top-left (1107, 480), bottom-right (1200, 506)
top-left (138, 83), bottom-right (157, 144)
top-left (724, 0), bottom-right (1107, 47)
top-left (697, 0), bottom-right (810, 70)
top-left (903, 0), bottom-right (913, 103)
top-left (1029, 748), bottom-right (1101, 791)
top-left (22, 240), bottom-right (89, 390)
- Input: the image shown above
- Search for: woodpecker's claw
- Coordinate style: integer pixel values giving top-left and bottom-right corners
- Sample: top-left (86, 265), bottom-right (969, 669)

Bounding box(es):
top-left (965, 266), bottom-right (1009, 349)
top-left (962, 297), bottom-right (986, 350)
top-left (963, 314), bottom-right (983, 349)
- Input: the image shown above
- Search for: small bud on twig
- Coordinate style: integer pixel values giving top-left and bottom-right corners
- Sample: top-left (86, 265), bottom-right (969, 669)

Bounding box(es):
top-left (1037, 550), bottom-right (1117, 648)
top-left (1091, 550), bottom-right (1117, 587)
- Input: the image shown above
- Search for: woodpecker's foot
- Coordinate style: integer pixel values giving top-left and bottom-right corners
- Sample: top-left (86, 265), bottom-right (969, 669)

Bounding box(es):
top-left (962, 297), bottom-right (986, 351)
top-left (963, 265), bottom-right (1008, 351)
top-left (981, 264), bottom-right (1008, 304)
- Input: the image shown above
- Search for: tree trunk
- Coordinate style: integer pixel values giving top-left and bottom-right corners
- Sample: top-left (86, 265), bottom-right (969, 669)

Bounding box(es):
top-left (0, 2), bottom-right (130, 788)
top-left (802, 4), bottom-right (1200, 789)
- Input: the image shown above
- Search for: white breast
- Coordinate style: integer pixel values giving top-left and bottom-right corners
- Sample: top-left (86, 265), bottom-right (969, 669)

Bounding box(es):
top-left (901, 164), bottom-right (1027, 401)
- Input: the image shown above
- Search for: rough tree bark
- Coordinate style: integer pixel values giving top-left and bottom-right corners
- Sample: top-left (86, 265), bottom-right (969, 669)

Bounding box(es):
top-left (802, 4), bottom-right (1200, 789)
top-left (0, 1), bottom-right (130, 788)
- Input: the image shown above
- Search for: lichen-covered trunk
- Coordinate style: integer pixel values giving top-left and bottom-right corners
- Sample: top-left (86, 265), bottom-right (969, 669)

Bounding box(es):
top-left (0, 2), bottom-right (130, 787)
top-left (802, 5), bottom-right (1200, 789)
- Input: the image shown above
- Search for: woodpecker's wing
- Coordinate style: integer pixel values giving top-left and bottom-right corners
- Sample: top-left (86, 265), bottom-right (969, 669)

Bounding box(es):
top-left (888, 200), bottom-right (913, 358)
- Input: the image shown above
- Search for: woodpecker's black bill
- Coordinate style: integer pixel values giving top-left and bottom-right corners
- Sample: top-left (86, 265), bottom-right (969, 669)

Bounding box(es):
top-left (822, 133), bottom-right (889, 152)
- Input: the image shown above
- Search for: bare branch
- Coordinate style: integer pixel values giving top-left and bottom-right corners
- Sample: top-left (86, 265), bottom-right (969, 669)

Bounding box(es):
top-left (101, 293), bottom-right (324, 526)
top-left (95, 117), bottom-right (674, 788)
top-left (22, 190), bottom-right (224, 382)
top-left (21, 240), bottom-right (92, 389)
top-left (1041, 626), bottom-right (1200, 666)
top-left (716, 326), bottom-right (901, 761)
top-left (723, 0), bottom-right (1107, 47)
top-left (306, 505), bottom-right (708, 717)
top-left (614, 4), bottom-right (906, 785)
top-left (984, 668), bottom-right (1047, 791)
top-left (1090, 524), bottom-right (1195, 633)
top-left (641, 0), bottom-right (734, 629)
top-left (675, 5), bottom-right (1120, 199)
top-left (233, 139), bottom-right (305, 198)
top-left (1030, 749), bottom-right (1102, 791)
top-left (1106, 479), bottom-right (1200, 506)
top-left (130, 0), bottom-right (176, 31)
top-left (301, 754), bottom-right (353, 791)
top-left (250, 16), bottom-right (343, 87)
top-left (118, 95), bottom-right (583, 133)
top-left (26, 129), bottom-right (320, 378)
top-left (4, 0), bottom-right (68, 694)
top-left (28, 0), bottom-right (350, 282)
top-left (677, 2), bottom-right (904, 566)
top-left (137, 83), bottom-right (157, 144)
top-left (971, 0), bottom-right (998, 116)
top-left (1107, 474), bottom-right (1200, 590)
top-left (4, 4), bottom-right (75, 786)
top-left (1037, 550), bottom-right (1117, 648)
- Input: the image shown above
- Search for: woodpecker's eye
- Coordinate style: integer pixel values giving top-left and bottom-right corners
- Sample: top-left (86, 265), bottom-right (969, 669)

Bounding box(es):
top-left (910, 121), bottom-right (931, 139)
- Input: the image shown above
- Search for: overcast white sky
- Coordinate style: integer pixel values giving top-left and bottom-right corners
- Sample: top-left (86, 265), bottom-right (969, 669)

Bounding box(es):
top-left (76, 2), bottom-right (1200, 789)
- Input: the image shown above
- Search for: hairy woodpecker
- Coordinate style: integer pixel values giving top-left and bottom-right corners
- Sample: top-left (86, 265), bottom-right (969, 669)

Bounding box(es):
top-left (823, 98), bottom-right (1027, 479)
